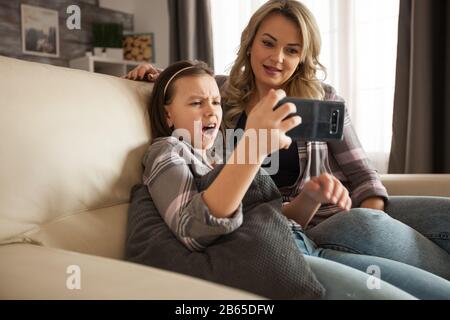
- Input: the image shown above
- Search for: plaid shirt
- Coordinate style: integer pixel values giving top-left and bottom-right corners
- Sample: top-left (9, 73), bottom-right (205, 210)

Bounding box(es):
top-left (142, 137), bottom-right (243, 252)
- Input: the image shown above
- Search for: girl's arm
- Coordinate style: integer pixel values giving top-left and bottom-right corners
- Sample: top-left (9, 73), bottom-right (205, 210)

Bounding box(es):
top-left (360, 196), bottom-right (385, 211)
top-left (282, 174), bottom-right (352, 228)
top-left (202, 89), bottom-right (300, 218)
top-left (282, 192), bottom-right (321, 228)
top-left (144, 138), bottom-right (244, 252)
top-left (201, 134), bottom-right (265, 218)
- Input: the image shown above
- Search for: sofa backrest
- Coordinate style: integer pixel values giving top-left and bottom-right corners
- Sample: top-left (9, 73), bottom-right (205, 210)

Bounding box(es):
top-left (0, 56), bottom-right (152, 259)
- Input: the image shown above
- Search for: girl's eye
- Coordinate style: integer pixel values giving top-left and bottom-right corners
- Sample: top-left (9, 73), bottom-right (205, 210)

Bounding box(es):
top-left (213, 101), bottom-right (221, 106)
top-left (262, 40), bottom-right (274, 48)
top-left (190, 101), bottom-right (202, 106)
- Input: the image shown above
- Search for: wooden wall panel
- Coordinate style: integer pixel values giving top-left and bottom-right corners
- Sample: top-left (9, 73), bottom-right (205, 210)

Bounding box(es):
top-left (0, 0), bottom-right (133, 67)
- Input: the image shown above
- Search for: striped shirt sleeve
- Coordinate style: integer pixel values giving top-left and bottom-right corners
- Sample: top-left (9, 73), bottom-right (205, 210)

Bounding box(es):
top-left (142, 137), bottom-right (243, 251)
top-left (324, 85), bottom-right (389, 207)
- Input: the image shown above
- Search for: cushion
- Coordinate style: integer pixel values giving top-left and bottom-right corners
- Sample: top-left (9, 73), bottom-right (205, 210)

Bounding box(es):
top-left (125, 165), bottom-right (325, 299)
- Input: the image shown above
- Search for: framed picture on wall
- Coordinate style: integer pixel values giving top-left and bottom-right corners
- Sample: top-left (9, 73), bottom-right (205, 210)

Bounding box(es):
top-left (21, 4), bottom-right (60, 58)
top-left (123, 33), bottom-right (155, 62)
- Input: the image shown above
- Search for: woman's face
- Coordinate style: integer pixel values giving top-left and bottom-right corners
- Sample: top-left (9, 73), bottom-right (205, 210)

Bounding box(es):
top-left (249, 13), bottom-right (302, 91)
top-left (165, 75), bottom-right (222, 150)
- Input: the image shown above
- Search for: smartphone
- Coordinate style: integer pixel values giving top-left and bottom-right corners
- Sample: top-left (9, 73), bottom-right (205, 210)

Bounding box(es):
top-left (273, 97), bottom-right (345, 141)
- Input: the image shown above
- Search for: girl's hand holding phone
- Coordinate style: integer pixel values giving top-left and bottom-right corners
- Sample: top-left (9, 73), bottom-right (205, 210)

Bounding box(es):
top-left (244, 89), bottom-right (302, 160)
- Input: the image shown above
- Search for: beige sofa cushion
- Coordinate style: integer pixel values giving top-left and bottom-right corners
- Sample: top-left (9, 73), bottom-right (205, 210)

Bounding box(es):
top-left (21, 204), bottom-right (128, 259)
top-left (381, 174), bottom-right (450, 197)
top-left (0, 244), bottom-right (262, 299)
top-left (0, 56), bottom-right (151, 257)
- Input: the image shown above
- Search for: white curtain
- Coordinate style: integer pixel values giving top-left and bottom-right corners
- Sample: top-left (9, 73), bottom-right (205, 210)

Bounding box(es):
top-left (211, 0), bottom-right (267, 74)
top-left (211, 0), bottom-right (400, 173)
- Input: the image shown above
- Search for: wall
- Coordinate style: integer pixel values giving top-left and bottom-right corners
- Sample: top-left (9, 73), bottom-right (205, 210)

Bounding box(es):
top-left (0, 0), bottom-right (133, 67)
top-left (98, 0), bottom-right (134, 14)
top-left (100, 0), bottom-right (169, 69)
top-left (134, 0), bottom-right (169, 69)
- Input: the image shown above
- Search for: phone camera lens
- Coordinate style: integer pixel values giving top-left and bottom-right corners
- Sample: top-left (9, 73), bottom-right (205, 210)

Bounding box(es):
top-left (330, 110), bottom-right (339, 134)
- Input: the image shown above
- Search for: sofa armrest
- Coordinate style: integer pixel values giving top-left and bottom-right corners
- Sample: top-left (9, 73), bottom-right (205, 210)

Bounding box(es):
top-left (0, 244), bottom-right (263, 300)
top-left (380, 174), bottom-right (450, 197)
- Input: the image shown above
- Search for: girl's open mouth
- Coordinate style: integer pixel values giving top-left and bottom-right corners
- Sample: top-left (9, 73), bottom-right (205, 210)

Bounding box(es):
top-left (202, 123), bottom-right (217, 136)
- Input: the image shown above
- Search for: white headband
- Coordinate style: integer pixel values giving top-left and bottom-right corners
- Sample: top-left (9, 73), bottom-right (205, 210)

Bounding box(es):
top-left (163, 66), bottom-right (196, 98)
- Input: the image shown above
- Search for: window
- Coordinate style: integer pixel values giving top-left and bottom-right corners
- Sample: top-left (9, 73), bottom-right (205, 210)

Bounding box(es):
top-left (211, 0), bottom-right (400, 173)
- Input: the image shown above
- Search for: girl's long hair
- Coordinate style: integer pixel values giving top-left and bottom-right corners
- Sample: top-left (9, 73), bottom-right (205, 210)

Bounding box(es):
top-left (148, 60), bottom-right (214, 142)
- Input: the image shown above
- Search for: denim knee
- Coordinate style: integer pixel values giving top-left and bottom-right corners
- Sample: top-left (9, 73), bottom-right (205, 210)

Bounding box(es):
top-left (306, 208), bottom-right (450, 280)
top-left (306, 208), bottom-right (392, 252)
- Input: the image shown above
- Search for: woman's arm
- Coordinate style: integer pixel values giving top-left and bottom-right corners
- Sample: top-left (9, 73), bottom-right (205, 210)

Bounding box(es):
top-left (123, 63), bottom-right (162, 81)
top-left (325, 85), bottom-right (389, 208)
top-left (123, 63), bottom-right (229, 88)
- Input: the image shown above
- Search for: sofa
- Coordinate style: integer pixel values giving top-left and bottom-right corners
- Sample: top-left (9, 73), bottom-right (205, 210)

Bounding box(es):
top-left (1, 55), bottom-right (449, 299)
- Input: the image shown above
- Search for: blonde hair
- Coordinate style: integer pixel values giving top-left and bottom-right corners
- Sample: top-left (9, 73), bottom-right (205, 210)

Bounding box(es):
top-left (223, 0), bottom-right (326, 128)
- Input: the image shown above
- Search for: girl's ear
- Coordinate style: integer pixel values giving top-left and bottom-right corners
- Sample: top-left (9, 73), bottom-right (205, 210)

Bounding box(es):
top-left (164, 105), bottom-right (173, 128)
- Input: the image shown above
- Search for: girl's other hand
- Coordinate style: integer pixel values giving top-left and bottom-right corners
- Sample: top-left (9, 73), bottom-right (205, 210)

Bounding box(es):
top-left (303, 174), bottom-right (352, 211)
top-left (122, 63), bottom-right (161, 82)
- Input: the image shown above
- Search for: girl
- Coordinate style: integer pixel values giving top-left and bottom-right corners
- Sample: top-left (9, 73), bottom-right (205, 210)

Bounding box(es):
top-left (142, 59), bottom-right (348, 251)
top-left (135, 59), bottom-right (450, 299)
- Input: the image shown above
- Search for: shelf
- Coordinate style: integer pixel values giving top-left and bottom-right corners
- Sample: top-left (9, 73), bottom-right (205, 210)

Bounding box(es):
top-left (69, 55), bottom-right (143, 77)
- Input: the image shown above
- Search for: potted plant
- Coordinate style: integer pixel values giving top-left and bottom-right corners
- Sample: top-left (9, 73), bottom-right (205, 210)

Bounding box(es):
top-left (92, 23), bottom-right (123, 60)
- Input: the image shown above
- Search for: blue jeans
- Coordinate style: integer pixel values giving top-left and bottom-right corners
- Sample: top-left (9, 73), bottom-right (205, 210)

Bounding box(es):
top-left (306, 197), bottom-right (450, 279)
top-left (384, 196), bottom-right (450, 253)
top-left (293, 227), bottom-right (450, 299)
top-left (293, 196), bottom-right (450, 299)
top-left (303, 255), bottom-right (416, 300)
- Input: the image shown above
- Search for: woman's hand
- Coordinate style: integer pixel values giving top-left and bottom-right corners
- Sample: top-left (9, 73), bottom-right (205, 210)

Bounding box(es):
top-left (302, 173), bottom-right (352, 211)
top-left (122, 63), bottom-right (162, 82)
top-left (244, 89), bottom-right (301, 159)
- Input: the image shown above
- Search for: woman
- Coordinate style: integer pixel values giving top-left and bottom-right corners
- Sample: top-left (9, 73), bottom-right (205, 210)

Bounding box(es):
top-left (125, 0), bottom-right (450, 298)
top-left (219, 0), bottom-right (450, 278)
